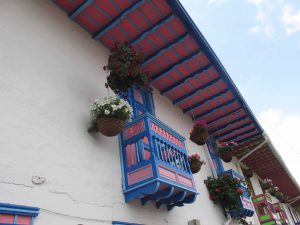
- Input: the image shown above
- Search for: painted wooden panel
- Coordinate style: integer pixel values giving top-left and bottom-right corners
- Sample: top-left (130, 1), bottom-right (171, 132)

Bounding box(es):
top-left (0, 214), bottom-right (14, 223)
top-left (127, 165), bottom-right (153, 186)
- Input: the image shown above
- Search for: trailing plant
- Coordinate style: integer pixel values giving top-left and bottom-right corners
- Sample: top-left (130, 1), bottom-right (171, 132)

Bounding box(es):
top-left (204, 174), bottom-right (244, 210)
top-left (88, 96), bottom-right (133, 132)
top-left (188, 153), bottom-right (206, 174)
top-left (103, 42), bottom-right (148, 94)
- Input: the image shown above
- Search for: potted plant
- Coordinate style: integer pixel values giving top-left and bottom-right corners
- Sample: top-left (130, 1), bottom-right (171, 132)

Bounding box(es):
top-left (188, 153), bottom-right (206, 174)
top-left (103, 42), bottom-right (148, 94)
top-left (204, 174), bottom-right (244, 210)
top-left (260, 178), bottom-right (273, 190)
top-left (217, 141), bottom-right (237, 163)
top-left (189, 119), bottom-right (208, 145)
top-left (268, 186), bottom-right (279, 197)
top-left (88, 96), bottom-right (133, 136)
top-left (242, 167), bottom-right (253, 179)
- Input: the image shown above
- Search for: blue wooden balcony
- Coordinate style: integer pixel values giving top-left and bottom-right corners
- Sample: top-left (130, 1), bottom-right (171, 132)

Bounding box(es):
top-left (222, 170), bottom-right (255, 218)
top-left (120, 113), bottom-right (197, 210)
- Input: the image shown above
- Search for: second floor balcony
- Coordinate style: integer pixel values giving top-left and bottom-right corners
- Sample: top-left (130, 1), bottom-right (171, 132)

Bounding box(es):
top-left (120, 113), bottom-right (197, 210)
top-left (222, 170), bottom-right (255, 218)
top-left (252, 193), bottom-right (283, 224)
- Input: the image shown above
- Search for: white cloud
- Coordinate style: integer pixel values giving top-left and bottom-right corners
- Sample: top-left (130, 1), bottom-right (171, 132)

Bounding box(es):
top-left (248, 25), bottom-right (261, 34)
top-left (281, 5), bottom-right (300, 35)
top-left (247, 0), bottom-right (287, 38)
top-left (248, 0), bottom-right (300, 38)
top-left (258, 109), bottom-right (300, 184)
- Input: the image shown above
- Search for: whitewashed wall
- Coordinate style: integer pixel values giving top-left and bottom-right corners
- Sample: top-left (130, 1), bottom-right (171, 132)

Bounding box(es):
top-left (0, 1), bottom-right (280, 225)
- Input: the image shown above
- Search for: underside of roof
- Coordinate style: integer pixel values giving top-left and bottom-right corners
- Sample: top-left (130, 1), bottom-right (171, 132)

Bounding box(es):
top-left (233, 136), bottom-right (300, 207)
top-left (53, 0), bottom-right (299, 206)
top-left (54, 0), bottom-right (263, 144)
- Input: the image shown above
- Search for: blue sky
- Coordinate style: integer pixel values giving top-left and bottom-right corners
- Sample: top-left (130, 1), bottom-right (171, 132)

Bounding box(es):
top-left (180, 0), bottom-right (300, 184)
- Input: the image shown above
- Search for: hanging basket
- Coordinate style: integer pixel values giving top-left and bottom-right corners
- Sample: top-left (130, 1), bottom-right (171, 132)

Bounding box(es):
top-left (96, 117), bottom-right (125, 137)
top-left (189, 161), bottom-right (203, 174)
top-left (190, 129), bottom-right (208, 145)
top-left (219, 152), bottom-right (232, 163)
top-left (261, 182), bottom-right (272, 190)
top-left (242, 168), bottom-right (253, 178)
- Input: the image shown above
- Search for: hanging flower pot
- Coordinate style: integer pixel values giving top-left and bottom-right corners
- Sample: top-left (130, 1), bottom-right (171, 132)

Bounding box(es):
top-left (219, 151), bottom-right (233, 163)
top-left (260, 179), bottom-right (273, 190)
top-left (96, 117), bottom-right (125, 137)
top-left (188, 153), bottom-right (206, 174)
top-left (242, 168), bottom-right (253, 179)
top-left (204, 174), bottom-right (243, 211)
top-left (103, 42), bottom-right (149, 94)
top-left (190, 119), bottom-right (208, 145)
top-left (88, 96), bottom-right (133, 136)
top-left (217, 141), bottom-right (237, 163)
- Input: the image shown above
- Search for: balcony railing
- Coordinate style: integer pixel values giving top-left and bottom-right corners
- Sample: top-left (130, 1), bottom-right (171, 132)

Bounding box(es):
top-left (222, 170), bottom-right (255, 218)
top-left (274, 203), bottom-right (290, 225)
top-left (120, 113), bottom-right (197, 210)
top-left (252, 193), bottom-right (284, 224)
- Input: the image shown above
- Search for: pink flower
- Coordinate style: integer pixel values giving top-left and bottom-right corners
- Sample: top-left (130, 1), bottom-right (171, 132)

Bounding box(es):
top-left (195, 119), bottom-right (207, 127)
top-left (220, 142), bottom-right (228, 147)
top-left (237, 188), bottom-right (243, 195)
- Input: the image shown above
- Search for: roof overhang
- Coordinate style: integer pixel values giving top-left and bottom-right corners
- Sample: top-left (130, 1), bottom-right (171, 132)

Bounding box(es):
top-left (53, 0), bottom-right (299, 206)
top-left (234, 135), bottom-right (300, 206)
top-left (54, 0), bottom-right (263, 144)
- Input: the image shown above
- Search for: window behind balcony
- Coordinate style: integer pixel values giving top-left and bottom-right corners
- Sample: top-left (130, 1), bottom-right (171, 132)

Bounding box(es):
top-left (121, 86), bottom-right (154, 118)
top-left (121, 87), bottom-right (154, 169)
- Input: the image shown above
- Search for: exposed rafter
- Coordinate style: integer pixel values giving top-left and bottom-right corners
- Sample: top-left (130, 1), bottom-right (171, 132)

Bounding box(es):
top-left (216, 122), bottom-right (253, 138)
top-left (207, 108), bottom-right (244, 126)
top-left (69, 0), bottom-right (93, 19)
top-left (130, 14), bottom-right (174, 45)
top-left (209, 115), bottom-right (248, 134)
top-left (221, 128), bottom-right (258, 142)
top-left (173, 77), bottom-right (221, 105)
top-left (150, 50), bottom-right (201, 81)
top-left (183, 89), bottom-right (230, 113)
top-left (93, 0), bottom-right (145, 40)
top-left (161, 64), bottom-right (212, 95)
top-left (143, 33), bottom-right (189, 65)
top-left (194, 99), bottom-right (238, 121)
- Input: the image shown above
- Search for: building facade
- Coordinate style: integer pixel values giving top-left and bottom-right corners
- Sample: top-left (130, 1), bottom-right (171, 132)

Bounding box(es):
top-left (1, 1), bottom-right (300, 225)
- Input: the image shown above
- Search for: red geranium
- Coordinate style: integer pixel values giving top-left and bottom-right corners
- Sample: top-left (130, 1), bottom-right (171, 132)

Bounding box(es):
top-left (237, 188), bottom-right (243, 195)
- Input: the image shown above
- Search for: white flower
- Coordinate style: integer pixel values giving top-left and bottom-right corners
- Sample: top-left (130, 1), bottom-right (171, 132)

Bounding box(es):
top-left (104, 110), bottom-right (110, 115)
top-left (111, 105), bottom-right (118, 111)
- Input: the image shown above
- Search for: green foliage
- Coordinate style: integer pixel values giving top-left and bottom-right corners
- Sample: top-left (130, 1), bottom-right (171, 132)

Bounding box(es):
top-left (104, 42), bottom-right (148, 94)
top-left (204, 174), bottom-right (243, 210)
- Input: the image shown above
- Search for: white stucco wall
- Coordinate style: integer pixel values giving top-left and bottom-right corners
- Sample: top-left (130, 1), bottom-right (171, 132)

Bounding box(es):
top-left (0, 1), bottom-right (281, 225)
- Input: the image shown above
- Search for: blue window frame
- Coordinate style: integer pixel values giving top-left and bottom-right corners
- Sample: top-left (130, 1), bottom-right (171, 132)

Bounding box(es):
top-left (0, 203), bottom-right (39, 225)
top-left (120, 86), bottom-right (155, 118)
top-left (206, 136), bottom-right (224, 176)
